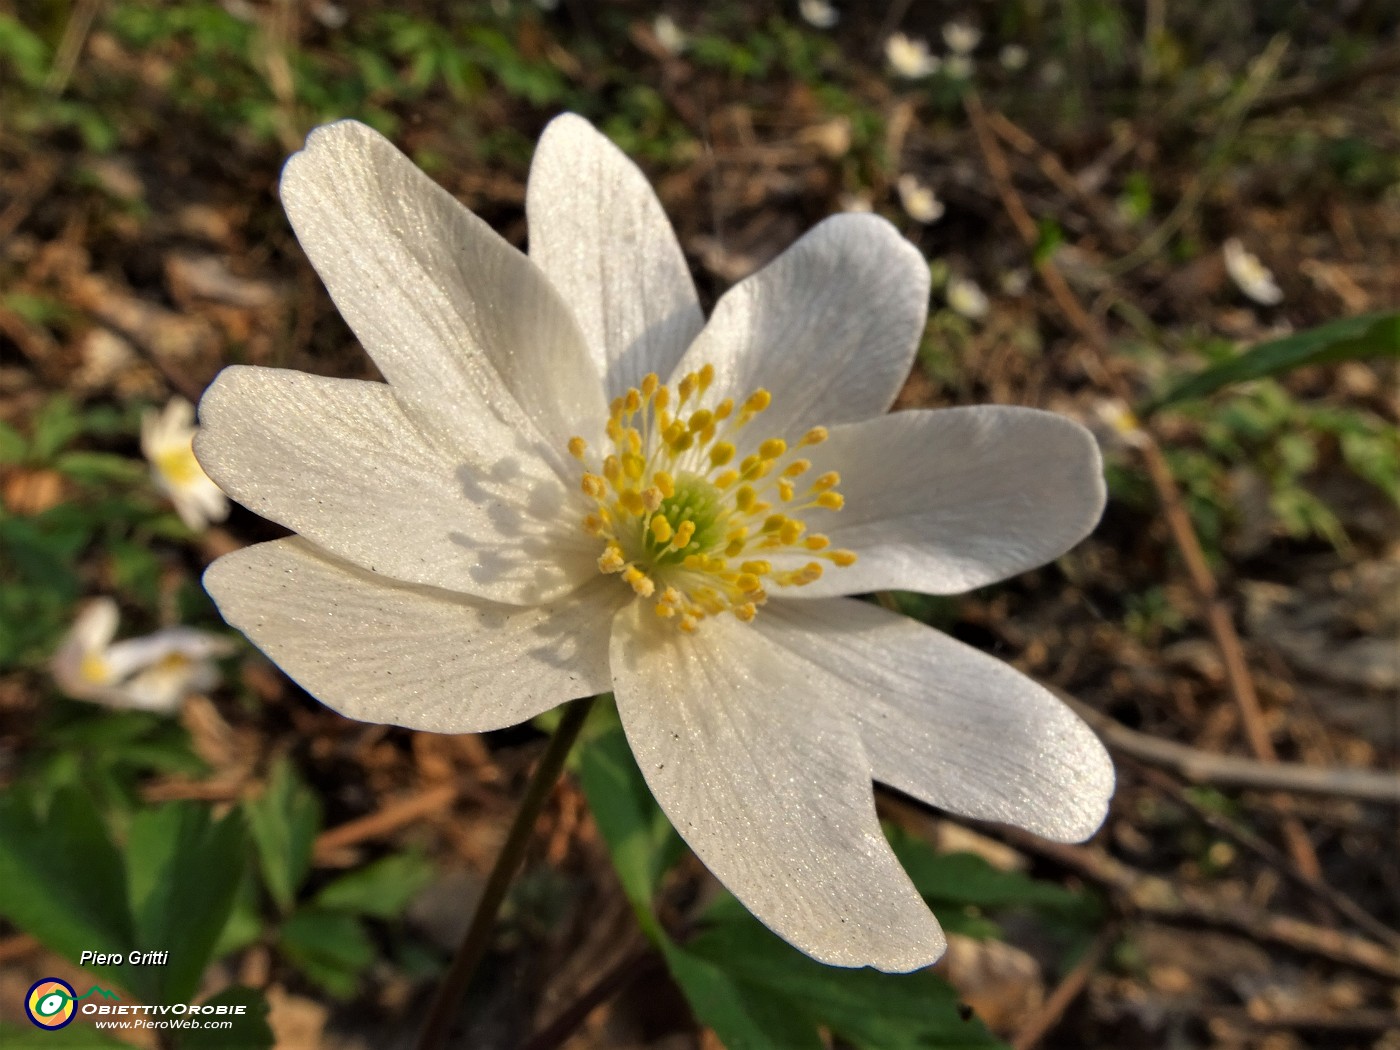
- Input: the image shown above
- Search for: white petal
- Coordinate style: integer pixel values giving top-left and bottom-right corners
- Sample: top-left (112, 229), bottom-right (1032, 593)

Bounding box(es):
top-left (793, 406), bottom-right (1105, 597)
top-left (205, 539), bottom-right (617, 733)
top-left (280, 120), bottom-right (607, 471)
top-left (527, 114), bottom-right (704, 400)
top-left (196, 367), bottom-right (597, 604)
top-left (610, 602), bottom-right (944, 971)
top-left (104, 628), bottom-right (235, 681)
top-left (50, 598), bottom-right (120, 700)
top-left (670, 214), bottom-right (929, 439)
top-left (757, 598), bottom-right (1114, 842)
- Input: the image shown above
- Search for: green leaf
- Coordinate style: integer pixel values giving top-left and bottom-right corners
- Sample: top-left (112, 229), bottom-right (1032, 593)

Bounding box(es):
top-left (0, 788), bottom-right (134, 986)
top-left (243, 758), bottom-right (322, 913)
top-left (0, 420), bottom-right (26, 463)
top-left (888, 825), bottom-right (1094, 916)
top-left (174, 986), bottom-right (274, 1050)
top-left (53, 451), bottom-right (148, 486)
top-left (30, 395), bottom-right (85, 462)
top-left (574, 701), bottom-right (683, 936)
top-left (279, 909), bottom-right (376, 999)
top-left (1145, 311), bottom-right (1400, 414)
top-left (679, 905), bottom-right (1003, 1050)
top-left (660, 942), bottom-right (823, 1050)
top-left (124, 803), bottom-right (249, 1002)
top-left (313, 851), bottom-right (435, 918)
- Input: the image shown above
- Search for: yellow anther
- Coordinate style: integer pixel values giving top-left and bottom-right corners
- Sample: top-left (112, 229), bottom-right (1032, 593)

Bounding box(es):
top-left (816, 491), bottom-right (845, 510)
top-left (654, 472), bottom-right (675, 498)
top-left (813, 471), bottom-right (840, 491)
top-left (641, 373), bottom-right (660, 399)
top-left (624, 389), bottom-right (641, 413)
top-left (568, 436), bottom-right (587, 459)
top-left (619, 490), bottom-right (646, 515)
top-left (671, 432), bottom-right (694, 452)
top-left (655, 387), bottom-right (670, 411)
top-left (740, 560), bottom-right (772, 575)
top-left (710, 442), bottom-right (735, 468)
top-left (609, 396), bottom-right (624, 417)
top-left (626, 429), bottom-right (643, 455)
top-left (759, 438), bottom-right (787, 459)
top-left (735, 573), bottom-right (762, 593)
top-left (762, 514), bottom-right (787, 533)
top-left (804, 534), bottom-right (830, 550)
top-left (622, 565), bottom-right (656, 597)
top-left (642, 487), bottom-right (664, 512)
top-left (829, 549), bottom-right (858, 566)
top-left (714, 399), bottom-right (734, 420)
top-left (673, 520), bottom-right (696, 549)
top-left (735, 486), bottom-right (757, 512)
top-left (598, 545), bottom-right (625, 573)
top-left (603, 456), bottom-right (621, 483)
top-left (623, 453), bottom-right (646, 481)
top-left (724, 536), bottom-right (747, 557)
top-left (743, 389), bottom-right (772, 414)
top-left (655, 603), bottom-right (676, 618)
top-left (583, 513), bottom-right (605, 535)
top-left (678, 372), bottom-right (699, 402)
top-left (679, 615), bottom-right (699, 633)
top-left (582, 473), bottom-right (606, 499)
top-left (715, 469), bottom-right (739, 489)
top-left (778, 479), bottom-right (795, 502)
top-left (733, 602), bottom-right (757, 622)
top-left (801, 426), bottom-right (828, 446)
top-left (689, 409), bottom-right (713, 432)
top-left (650, 515), bottom-right (673, 544)
top-left (662, 421), bottom-right (685, 445)
top-left (779, 519), bottom-right (804, 544)
top-left (699, 363), bottom-right (715, 391)
top-left (782, 459), bottom-right (810, 477)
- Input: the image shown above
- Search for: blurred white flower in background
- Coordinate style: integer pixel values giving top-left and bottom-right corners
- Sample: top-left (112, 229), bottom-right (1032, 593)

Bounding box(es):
top-left (142, 396), bottom-right (229, 531)
top-left (896, 174), bottom-right (945, 224)
top-left (51, 598), bottom-right (234, 713)
top-left (838, 191), bottom-right (873, 213)
top-left (653, 14), bottom-right (687, 55)
top-left (947, 274), bottom-right (990, 319)
top-left (999, 43), bottom-right (1029, 71)
top-left (198, 114), bottom-right (1112, 971)
top-left (1222, 237), bottom-right (1283, 305)
top-left (798, 0), bottom-right (838, 29)
top-left (942, 21), bottom-right (981, 55)
top-left (999, 268), bottom-right (1031, 296)
top-left (885, 32), bottom-right (941, 78)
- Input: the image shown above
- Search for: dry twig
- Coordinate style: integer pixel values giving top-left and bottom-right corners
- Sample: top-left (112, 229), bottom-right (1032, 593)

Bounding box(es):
top-left (964, 89), bottom-right (1323, 883)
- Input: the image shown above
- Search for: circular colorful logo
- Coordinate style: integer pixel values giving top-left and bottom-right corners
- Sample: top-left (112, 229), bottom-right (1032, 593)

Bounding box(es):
top-left (26, 978), bottom-right (77, 1029)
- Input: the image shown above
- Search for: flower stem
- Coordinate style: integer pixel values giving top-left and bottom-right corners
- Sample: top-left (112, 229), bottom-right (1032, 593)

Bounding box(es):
top-left (415, 695), bottom-right (597, 1050)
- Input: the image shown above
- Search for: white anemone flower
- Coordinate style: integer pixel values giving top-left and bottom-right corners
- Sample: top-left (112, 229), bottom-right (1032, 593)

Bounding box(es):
top-left (1000, 43), bottom-right (1029, 71)
top-left (896, 174), bottom-right (945, 224)
top-left (652, 14), bottom-right (687, 55)
top-left (196, 115), bottom-right (1113, 972)
top-left (52, 598), bottom-right (234, 713)
top-left (142, 396), bottom-right (230, 531)
top-left (947, 274), bottom-right (991, 319)
top-left (1222, 237), bottom-right (1283, 305)
top-left (885, 32), bottom-right (941, 79)
top-left (942, 21), bottom-right (981, 56)
top-left (799, 0), bottom-right (839, 29)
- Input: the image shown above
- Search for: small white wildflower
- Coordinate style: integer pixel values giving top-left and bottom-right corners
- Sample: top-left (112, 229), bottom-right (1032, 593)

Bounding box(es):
top-left (838, 191), bottom-right (874, 213)
top-left (51, 598), bottom-right (234, 713)
top-left (141, 396), bottom-right (230, 531)
top-left (653, 14), bottom-right (687, 55)
top-left (1222, 238), bottom-right (1283, 305)
top-left (199, 114), bottom-right (1112, 972)
top-left (896, 174), bottom-right (945, 224)
top-left (798, 0), bottom-right (838, 29)
top-left (999, 44), bottom-right (1029, 71)
top-left (947, 275), bottom-right (990, 319)
top-left (942, 21), bottom-right (981, 55)
top-left (944, 54), bottom-right (974, 80)
top-left (885, 32), bottom-right (941, 78)
top-left (999, 268), bottom-right (1031, 296)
